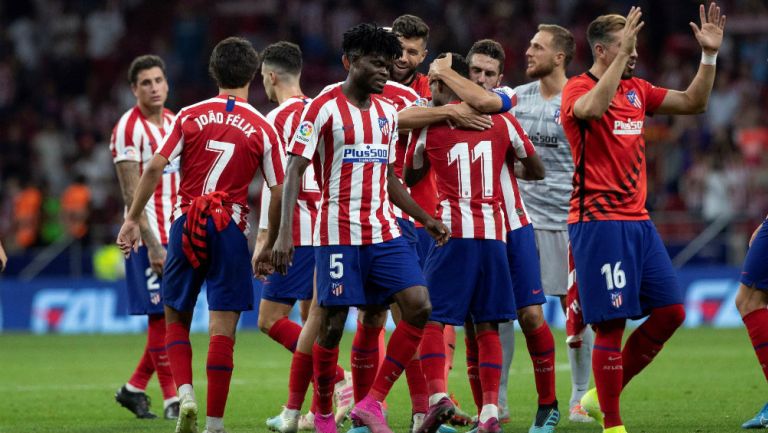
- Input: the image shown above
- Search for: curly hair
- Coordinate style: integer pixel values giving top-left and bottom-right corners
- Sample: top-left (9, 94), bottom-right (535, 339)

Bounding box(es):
top-left (342, 23), bottom-right (402, 61)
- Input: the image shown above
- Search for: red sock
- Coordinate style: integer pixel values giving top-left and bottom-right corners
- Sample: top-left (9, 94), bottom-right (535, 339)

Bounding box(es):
top-left (313, 343), bottom-right (339, 415)
top-left (128, 347), bottom-right (154, 391)
top-left (465, 335), bottom-right (482, 414)
top-left (147, 315), bottom-right (176, 399)
top-left (476, 330), bottom-right (502, 407)
top-left (351, 322), bottom-right (383, 402)
top-left (593, 320), bottom-right (625, 428)
top-left (370, 321), bottom-right (424, 402)
top-left (622, 304), bottom-right (685, 387)
top-left (420, 323), bottom-right (446, 396)
top-left (743, 308), bottom-right (768, 382)
top-left (335, 364), bottom-right (346, 384)
top-left (524, 323), bottom-right (557, 405)
top-left (206, 335), bottom-right (234, 418)
top-left (165, 321), bottom-right (193, 387)
top-left (405, 356), bottom-right (429, 414)
top-left (268, 317), bottom-right (302, 352)
top-left (287, 350), bottom-right (314, 410)
top-left (444, 325), bottom-right (457, 381)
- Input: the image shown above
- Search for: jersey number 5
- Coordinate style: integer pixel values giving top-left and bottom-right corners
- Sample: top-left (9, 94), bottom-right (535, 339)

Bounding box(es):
top-left (448, 140), bottom-right (494, 198)
top-left (203, 140), bottom-right (235, 193)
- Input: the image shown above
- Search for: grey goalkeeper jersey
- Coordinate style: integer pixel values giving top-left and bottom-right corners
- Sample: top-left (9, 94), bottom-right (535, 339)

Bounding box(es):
top-left (512, 80), bottom-right (574, 230)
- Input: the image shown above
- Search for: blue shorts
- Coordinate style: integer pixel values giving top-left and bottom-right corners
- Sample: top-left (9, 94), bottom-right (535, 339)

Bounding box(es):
top-left (261, 246), bottom-right (315, 305)
top-left (741, 219), bottom-right (768, 290)
top-left (568, 220), bottom-right (683, 324)
top-left (397, 218), bottom-right (420, 257)
top-left (163, 215), bottom-right (254, 312)
top-left (424, 238), bottom-right (516, 326)
top-left (125, 246), bottom-right (164, 315)
top-left (315, 236), bottom-right (425, 307)
top-left (506, 225), bottom-right (546, 309)
top-left (415, 227), bottom-right (436, 268)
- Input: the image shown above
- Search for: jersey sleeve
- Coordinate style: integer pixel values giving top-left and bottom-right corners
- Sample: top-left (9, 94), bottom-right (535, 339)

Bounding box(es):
top-left (288, 102), bottom-right (323, 160)
top-left (260, 124), bottom-right (286, 188)
top-left (156, 113), bottom-right (185, 161)
top-left (407, 127), bottom-right (430, 170)
top-left (110, 115), bottom-right (140, 164)
top-left (258, 180), bottom-right (270, 230)
top-left (561, 77), bottom-right (592, 121)
top-left (642, 79), bottom-right (669, 114)
top-left (502, 114), bottom-right (536, 158)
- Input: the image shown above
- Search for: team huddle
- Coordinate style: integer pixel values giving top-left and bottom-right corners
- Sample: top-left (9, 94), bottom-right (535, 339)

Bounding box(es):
top-left (109, 3), bottom-right (768, 433)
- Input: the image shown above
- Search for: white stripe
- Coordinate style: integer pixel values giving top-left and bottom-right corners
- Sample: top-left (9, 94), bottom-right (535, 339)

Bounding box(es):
top-left (459, 198), bottom-right (474, 237)
top-left (348, 109), bottom-right (365, 245)
top-left (369, 162), bottom-right (383, 244)
top-left (440, 200), bottom-right (452, 234)
top-left (324, 105), bottom-right (343, 245)
top-left (499, 162), bottom-right (522, 231)
top-left (482, 203), bottom-right (495, 239)
top-left (298, 200), bottom-right (312, 245)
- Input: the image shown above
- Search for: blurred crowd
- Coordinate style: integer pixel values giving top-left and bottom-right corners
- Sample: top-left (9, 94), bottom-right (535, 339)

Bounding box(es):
top-left (0, 0), bottom-right (766, 272)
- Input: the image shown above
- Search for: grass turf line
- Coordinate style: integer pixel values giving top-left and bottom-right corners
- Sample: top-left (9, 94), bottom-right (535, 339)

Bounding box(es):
top-left (0, 328), bottom-right (762, 432)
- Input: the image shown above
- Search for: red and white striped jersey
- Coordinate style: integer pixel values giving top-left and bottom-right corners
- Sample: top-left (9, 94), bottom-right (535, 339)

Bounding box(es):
top-left (381, 81), bottom-right (421, 221)
top-left (407, 109), bottom-right (528, 240)
top-left (498, 113), bottom-right (536, 232)
top-left (288, 83), bottom-right (401, 246)
top-left (157, 94), bottom-right (285, 233)
top-left (110, 106), bottom-right (178, 245)
top-left (259, 95), bottom-right (320, 246)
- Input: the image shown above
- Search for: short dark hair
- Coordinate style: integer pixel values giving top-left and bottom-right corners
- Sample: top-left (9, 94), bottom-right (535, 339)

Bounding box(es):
top-left (392, 15), bottom-right (429, 42)
top-left (261, 41), bottom-right (303, 75)
top-left (342, 23), bottom-right (402, 61)
top-left (128, 55), bottom-right (166, 84)
top-left (587, 14), bottom-right (626, 58)
top-left (436, 52), bottom-right (469, 78)
top-left (467, 39), bottom-right (506, 73)
top-left (209, 37), bottom-right (260, 89)
top-left (538, 24), bottom-right (576, 67)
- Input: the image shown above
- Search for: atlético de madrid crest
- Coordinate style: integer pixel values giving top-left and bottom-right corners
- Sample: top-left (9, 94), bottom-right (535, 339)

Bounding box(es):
top-left (378, 117), bottom-right (390, 136)
top-left (626, 90), bottom-right (642, 109)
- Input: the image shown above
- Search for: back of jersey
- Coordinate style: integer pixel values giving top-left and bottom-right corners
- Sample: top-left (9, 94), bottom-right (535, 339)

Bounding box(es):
top-left (158, 94), bottom-right (285, 228)
top-left (409, 111), bottom-right (513, 240)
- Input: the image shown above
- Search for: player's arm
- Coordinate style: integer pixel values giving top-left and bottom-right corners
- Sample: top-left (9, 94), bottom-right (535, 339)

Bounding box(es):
top-left (271, 155), bottom-right (309, 275)
top-left (0, 240), bottom-right (6, 273)
top-left (398, 104), bottom-right (492, 131)
top-left (428, 54), bottom-right (512, 114)
top-left (117, 154), bottom-right (168, 256)
top-left (387, 164), bottom-right (449, 246)
top-left (253, 182), bottom-right (271, 259)
top-left (513, 153), bottom-right (545, 180)
top-left (115, 161), bottom-right (166, 274)
top-left (655, 3), bottom-right (725, 115)
top-left (573, 7), bottom-right (644, 120)
top-left (403, 128), bottom-right (429, 187)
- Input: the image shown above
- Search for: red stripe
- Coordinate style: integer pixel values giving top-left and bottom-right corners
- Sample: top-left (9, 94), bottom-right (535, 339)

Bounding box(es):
top-left (510, 175), bottom-right (529, 226)
top-left (319, 112), bottom-right (336, 245)
top-left (503, 112), bottom-right (536, 156)
top-left (336, 97), bottom-right (355, 245)
top-left (123, 109), bottom-right (139, 160)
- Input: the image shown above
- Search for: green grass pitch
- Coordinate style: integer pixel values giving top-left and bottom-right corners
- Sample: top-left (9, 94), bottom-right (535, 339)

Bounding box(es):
top-left (0, 328), bottom-right (763, 433)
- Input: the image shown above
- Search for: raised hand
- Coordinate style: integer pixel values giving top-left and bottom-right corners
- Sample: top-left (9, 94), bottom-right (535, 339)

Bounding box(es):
top-left (619, 6), bottom-right (645, 57)
top-left (690, 2), bottom-right (726, 54)
top-left (428, 53), bottom-right (453, 81)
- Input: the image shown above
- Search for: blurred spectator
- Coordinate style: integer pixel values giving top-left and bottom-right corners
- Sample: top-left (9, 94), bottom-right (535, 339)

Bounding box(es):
top-left (60, 175), bottom-right (90, 239)
top-left (13, 179), bottom-right (42, 248)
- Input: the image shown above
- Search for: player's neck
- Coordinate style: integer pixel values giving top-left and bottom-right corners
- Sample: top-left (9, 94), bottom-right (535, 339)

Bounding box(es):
top-left (219, 86), bottom-right (250, 102)
top-left (341, 80), bottom-right (371, 110)
top-left (538, 70), bottom-right (567, 100)
top-left (588, 63), bottom-right (608, 81)
top-left (275, 84), bottom-right (304, 105)
top-left (137, 104), bottom-right (164, 127)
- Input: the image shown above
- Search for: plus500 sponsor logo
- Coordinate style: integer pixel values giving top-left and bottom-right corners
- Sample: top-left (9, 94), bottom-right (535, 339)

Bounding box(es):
top-left (342, 143), bottom-right (389, 164)
top-left (613, 119), bottom-right (643, 135)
